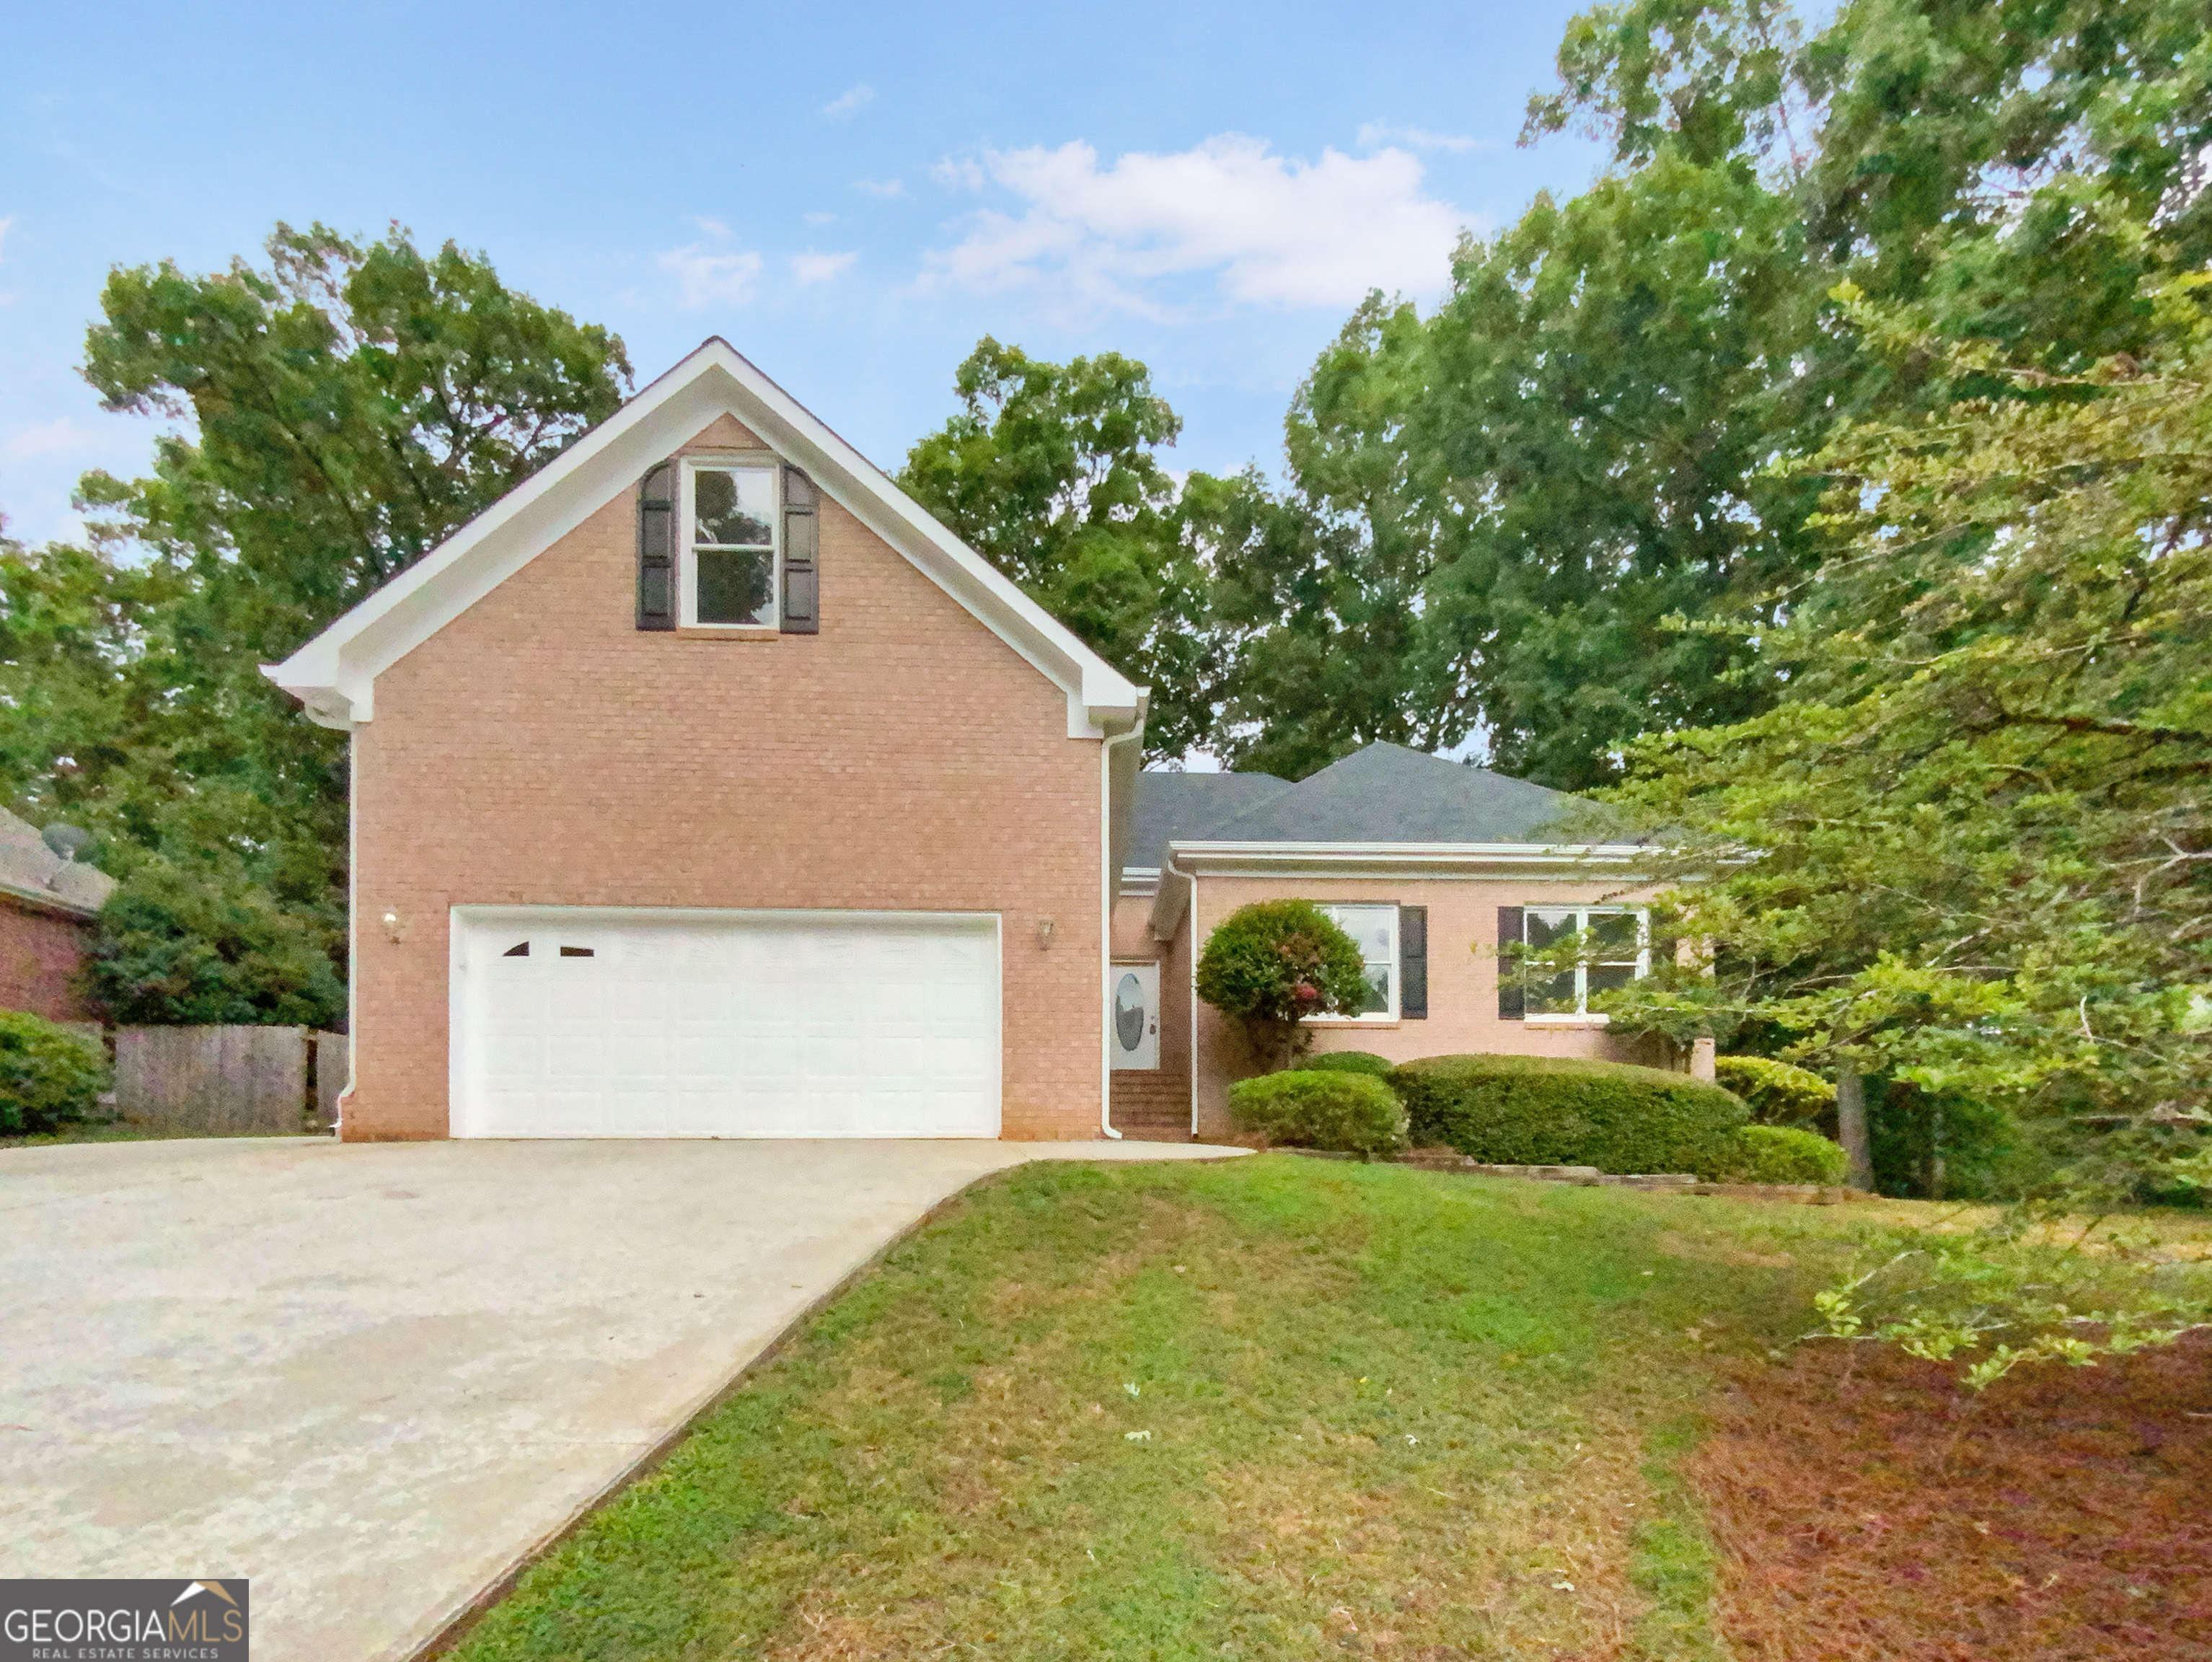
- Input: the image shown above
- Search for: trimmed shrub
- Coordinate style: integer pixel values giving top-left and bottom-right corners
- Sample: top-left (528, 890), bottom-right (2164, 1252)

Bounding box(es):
top-left (1714, 1055), bottom-right (1836, 1126)
top-left (1228, 1070), bottom-right (1409, 1156)
top-left (83, 857), bottom-right (345, 1029)
top-left (1389, 1053), bottom-right (1748, 1177)
top-left (1295, 1050), bottom-right (1396, 1078)
top-left (1721, 1125), bottom-right (1851, 1185)
top-left (1197, 900), bottom-right (1370, 1070)
top-left (0, 1009), bottom-right (110, 1135)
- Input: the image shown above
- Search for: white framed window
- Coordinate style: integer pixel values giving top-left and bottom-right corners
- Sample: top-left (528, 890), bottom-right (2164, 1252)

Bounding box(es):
top-left (682, 457), bottom-right (780, 627)
top-left (1315, 903), bottom-right (1397, 1019)
top-left (1524, 906), bottom-right (1649, 1019)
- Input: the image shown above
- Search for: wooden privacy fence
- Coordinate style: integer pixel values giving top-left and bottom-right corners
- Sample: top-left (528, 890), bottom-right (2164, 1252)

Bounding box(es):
top-left (112, 1025), bottom-right (347, 1136)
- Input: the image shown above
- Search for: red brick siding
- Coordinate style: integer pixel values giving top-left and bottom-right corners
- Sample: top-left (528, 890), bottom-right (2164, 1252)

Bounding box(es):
top-left (0, 898), bottom-right (98, 1023)
top-left (346, 414), bottom-right (1106, 1140)
top-left (1181, 873), bottom-right (1672, 1139)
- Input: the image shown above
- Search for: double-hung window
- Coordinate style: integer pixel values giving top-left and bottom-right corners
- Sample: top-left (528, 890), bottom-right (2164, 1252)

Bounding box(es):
top-left (682, 459), bottom-right (780, 628)
top-left (1316, 904), bottom-right (1398, 1019)
top-left (1523, 906), bottom-right (1649, 1019)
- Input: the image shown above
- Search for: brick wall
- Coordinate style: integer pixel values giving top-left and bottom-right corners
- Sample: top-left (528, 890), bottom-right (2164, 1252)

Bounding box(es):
top-left (0, 898), bottom-right (98, 1022)
top-left (347, 413), bottom-right (1107, 1140)
top-left (1179, 873), bottom-right (1671, 1140)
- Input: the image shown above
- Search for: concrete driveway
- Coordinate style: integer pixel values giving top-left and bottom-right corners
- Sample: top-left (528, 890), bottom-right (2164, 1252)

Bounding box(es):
top-left (0, 1135), bottom-right (1246, 1661)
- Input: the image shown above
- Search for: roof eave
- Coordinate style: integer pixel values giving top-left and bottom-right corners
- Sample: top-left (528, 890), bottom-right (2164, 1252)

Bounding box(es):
top-left (263, 339), bottom-right (1143, 739)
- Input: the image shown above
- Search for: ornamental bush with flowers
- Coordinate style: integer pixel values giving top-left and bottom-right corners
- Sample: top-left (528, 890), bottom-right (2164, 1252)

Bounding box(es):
top-left (1195, 900), bottom-right (1371, 1071)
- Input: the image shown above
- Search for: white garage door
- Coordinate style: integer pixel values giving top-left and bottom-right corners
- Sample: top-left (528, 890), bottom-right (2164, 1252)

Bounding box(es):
top-left (451, 908), bottom-right (1001, 1138)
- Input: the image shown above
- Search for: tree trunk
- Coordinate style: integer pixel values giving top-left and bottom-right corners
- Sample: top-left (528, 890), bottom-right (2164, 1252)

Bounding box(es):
top-left (1837, 1063), bottom-right (1874, 1190)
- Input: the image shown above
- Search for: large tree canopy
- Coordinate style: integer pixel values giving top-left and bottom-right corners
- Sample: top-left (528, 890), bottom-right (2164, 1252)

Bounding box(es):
top-left (0, 223), bottom-right (631, 1003)
top-left (899, 337), bottom-right (1225, 762)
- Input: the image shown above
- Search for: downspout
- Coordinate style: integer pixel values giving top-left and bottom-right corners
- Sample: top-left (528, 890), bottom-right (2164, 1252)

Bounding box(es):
top-left (1098, 724), bottom-right (1145, 1139)
top-left (1168, 852), bottom-right (1199, 1139)
top-left (336, 733), bottom-right (358, 1138)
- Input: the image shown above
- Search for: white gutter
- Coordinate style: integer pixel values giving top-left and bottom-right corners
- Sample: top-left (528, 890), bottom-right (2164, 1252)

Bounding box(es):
top-left (1098, 720), bottom-right (1147, 1139)
top-left (1168, 839), bottom-right (1658, 872)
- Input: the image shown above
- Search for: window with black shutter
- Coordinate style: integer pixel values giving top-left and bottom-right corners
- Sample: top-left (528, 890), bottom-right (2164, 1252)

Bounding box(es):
top-left (1398, 905), bottom-right (1427, 1019)
top-left (781, 465), bottom-right (819, 633)
top-left (1497, 905), bottom-right (1525, 1019)
top-left (635, 461), bottom-right (676, 630)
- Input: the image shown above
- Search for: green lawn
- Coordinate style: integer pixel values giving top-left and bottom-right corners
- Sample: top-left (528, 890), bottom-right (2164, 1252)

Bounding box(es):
top-left (451, 1155), bottom-right (1857, 1661)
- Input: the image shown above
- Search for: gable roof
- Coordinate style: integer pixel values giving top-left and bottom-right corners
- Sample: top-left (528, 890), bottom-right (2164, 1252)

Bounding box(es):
top-left (0, 809), bottom-right (115, 919)
top-left (263, 338), bottom-right (1145, 740)
top-left (1197, 742), bottom-right (1604, 845)
top-left (1125, 770), bottom-right (1292, 871)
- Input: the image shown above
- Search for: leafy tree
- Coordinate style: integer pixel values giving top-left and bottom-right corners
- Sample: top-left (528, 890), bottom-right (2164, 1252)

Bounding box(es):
top-left (1590, 280), bottom-right (2212, 1366)
top-left (1256, 0), bottom-right (2212, 792)
top-left (899, 338), bottom-right (1221, 760)
top-left (1209, 301), bottom-right (1468, 778)
top-left (82, 857), bottom-right (348, 1028)
top-left (0, 224), bottom-right (632, 1010)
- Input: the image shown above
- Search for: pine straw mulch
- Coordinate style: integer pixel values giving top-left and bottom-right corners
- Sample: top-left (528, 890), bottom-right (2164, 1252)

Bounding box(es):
top-left (1686, 1329), bottom-right (2212, 1661)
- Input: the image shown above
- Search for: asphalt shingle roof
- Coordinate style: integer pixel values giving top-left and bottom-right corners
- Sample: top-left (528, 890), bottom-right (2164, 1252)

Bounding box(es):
top-left (0, 809), bottom-right (115, 915)
top-left (1182, 741), bottom-right (1606, 846)
top-left (1126, 770), bottom-right (1295, 869)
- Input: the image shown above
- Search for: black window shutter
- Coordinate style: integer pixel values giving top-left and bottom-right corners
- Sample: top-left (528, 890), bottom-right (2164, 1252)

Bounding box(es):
top-left (1497, 906), bottom-right (1525, 1020)
top-left (636, 461), bottom-right (676, 630)
top-left (781, 465), bottom-right (819, 634)
top-left (1398, 905), bottom-right (1427, 1019)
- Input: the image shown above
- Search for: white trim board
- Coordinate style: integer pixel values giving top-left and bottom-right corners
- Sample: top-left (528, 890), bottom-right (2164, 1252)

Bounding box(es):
top-left (263, 338), bottom-right (1144, 740)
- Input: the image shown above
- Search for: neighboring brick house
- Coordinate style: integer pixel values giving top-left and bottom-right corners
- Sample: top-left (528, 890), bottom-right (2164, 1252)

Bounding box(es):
top-left (1109, 743), bottom-right (1674, 1143)
top-left (0, 810), bottom-right (115, 1023)
top-left (268, 339), bottom-right (1146, 1142)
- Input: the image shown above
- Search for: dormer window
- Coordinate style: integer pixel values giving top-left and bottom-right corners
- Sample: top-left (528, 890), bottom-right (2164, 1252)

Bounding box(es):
top-left (683, 458), bottom-right (780, 627)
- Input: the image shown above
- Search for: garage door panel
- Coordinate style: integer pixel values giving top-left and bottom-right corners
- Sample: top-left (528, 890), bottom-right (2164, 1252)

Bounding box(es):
top-left (457, 910), bottom-right (1000, 1138)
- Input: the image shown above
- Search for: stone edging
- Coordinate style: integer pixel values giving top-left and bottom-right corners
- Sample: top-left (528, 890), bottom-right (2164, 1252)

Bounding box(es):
top-left (1283, 1148), bottom-right (1868, 1206)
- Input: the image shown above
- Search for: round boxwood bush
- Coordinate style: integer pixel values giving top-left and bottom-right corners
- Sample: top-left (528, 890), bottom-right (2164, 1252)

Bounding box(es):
top-left (1714, 1055), bottom-right (1836, 1126)
top-left (1228, 1070), bottom-right (1409, 1156)
top-left (1197, 900), bottom-right (1370, 1069)
top-left (0, 1009), bottom-right (110, 1135)
top-left (1721, 1125), bottom-right (1851, 1185)
top-left (1294, 1050), bottom-right (1395, 1078)
top-left (1388, 1053), bottom-right (1748, 1177)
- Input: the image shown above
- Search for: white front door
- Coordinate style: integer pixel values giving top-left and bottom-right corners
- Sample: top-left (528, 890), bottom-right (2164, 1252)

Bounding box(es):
top-left (451, 907), bottom-right (1001, 1138)
top-left (1109, 963), bottom-right (1160, 1070)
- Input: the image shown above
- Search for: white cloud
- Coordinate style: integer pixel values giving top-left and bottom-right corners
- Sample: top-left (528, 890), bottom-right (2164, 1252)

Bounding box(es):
top-left (657, 243), bottom-right (764, 309)
top-left (822, 83), bottom-right (874, 118)
top-left (689, 214), bottom-right (733, 237)
top-left (790, 249), bottom-right (858, 284)
top-left (803, 210), bottom-right (837, 227)
top-left (0, 216), bottom-right (12, 257)
top-left (0, 416), bottom-right (103, 465)
top-left (1356, 121), bottom-right (1482, 154)
top-left (922, 134), bottom-right (1472, 312)
top-left (854, 177), bottom-right (907, 198)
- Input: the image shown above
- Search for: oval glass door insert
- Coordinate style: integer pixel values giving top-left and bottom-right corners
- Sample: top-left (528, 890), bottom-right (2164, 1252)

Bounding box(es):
top-left (1114, 972), bottom-right (1145, 1051)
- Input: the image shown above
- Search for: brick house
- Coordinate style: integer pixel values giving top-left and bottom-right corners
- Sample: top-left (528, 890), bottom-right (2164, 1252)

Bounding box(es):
top-left (0, 810), bottom-right (115, 1023)
top-left (269, 340), bottom-right (1667, 1144)
top-left (1109, 743), bottom-right (1673, 1143)
top-left (270, 340), bottom-right (1146, 1142)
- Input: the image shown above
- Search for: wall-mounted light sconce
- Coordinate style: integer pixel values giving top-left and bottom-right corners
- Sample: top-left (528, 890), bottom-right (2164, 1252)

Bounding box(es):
top-left (382, 908), bottom-right (407, 944)
top-left (1035, 916), bottom-right (1055, 951)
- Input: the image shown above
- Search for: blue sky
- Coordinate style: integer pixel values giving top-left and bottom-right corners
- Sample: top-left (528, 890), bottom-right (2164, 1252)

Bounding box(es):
top-left (0, 0), bottom-right (1611, 547)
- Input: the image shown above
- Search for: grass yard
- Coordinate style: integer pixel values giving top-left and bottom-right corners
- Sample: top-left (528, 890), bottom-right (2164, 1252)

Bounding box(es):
top-left (447, 1155), bottom-right (2210, 1661)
